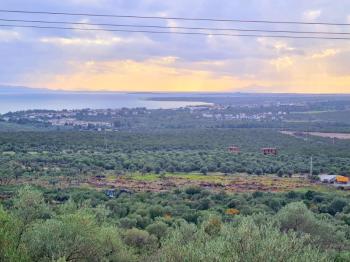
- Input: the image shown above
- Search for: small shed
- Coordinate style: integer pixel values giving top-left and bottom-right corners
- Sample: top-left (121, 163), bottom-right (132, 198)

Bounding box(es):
top-left (228, 145), bottom-right (240, 154)
top-left (261, 148), bottom-right (278, 155)
top-left (319, 175), bottom-right (336, 183)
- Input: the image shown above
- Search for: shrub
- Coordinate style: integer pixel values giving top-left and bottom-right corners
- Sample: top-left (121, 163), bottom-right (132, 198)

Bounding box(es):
top-left (185, 186), bottom-right (202, 195)
top-left (203, 216), bottom-right (222, 236)
top-left (119, 217), bottom-right (137, 229)
top-left (123, 228), bottom-right (157, 253)
top-left (146, 221), bottom-right (169, 240)
top-left (328, 198), bottom-right (347, 216)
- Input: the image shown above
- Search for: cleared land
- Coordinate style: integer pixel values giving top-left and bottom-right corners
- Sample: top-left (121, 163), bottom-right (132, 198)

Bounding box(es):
top-left (84, 173), bottom-right (325, 193)
top-left (281, 131), bottom-right (350, 140)
top-left (2, 173), bottom-right (325, 193)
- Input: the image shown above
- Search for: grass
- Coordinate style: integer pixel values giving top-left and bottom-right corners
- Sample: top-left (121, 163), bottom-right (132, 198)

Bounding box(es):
top-left (296, 184), bottom-right (350, 195)
top-left (2, 172), bottom-right (344, 194)
top-left (96, 172), bottom-right (328, 193)
top-left (2, 151), bottom-right (16, 156)
top-left (125, 172), bottom-right (231, 182)
top-left (28, 151), bottom-right (39, 155)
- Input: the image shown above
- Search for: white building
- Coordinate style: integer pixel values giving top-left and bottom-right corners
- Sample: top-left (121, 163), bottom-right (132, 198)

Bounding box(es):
top-left (319, 175), bottom-right (336, 183)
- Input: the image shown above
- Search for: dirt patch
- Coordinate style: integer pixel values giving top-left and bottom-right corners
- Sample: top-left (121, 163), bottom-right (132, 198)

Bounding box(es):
top-left (87, 174), bottom-right (318, 193)
top-left (281, 131), bottom-right (350, 140)
top-left (5, 173), bottom-right (323, 193)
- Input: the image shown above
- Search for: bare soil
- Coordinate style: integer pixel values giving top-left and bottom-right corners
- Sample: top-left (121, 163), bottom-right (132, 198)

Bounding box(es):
top-left (87, 174), bottom-right (318, 193)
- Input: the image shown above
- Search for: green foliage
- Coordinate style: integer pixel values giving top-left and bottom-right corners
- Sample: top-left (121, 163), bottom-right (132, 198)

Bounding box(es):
top-left (328, 198), bottom-right (348, 216)
top-left (13, 186), bottom-right (51, 223)
top-left (1, 183), bottom-right (350, 260)
top-left (1, 128), bottom-right (350, 177)
top-left (123, 228), bottom-right (158, 254)
top-left (23, 212), bottom-right (136, 261)
top-left (0, 206), bottom-right (28, 261)
top-left (203, 215), bottom-right (222, 236)
top-left (185, 186), bottom-right (202, 195)
top-left (276, 202), bottom-right (348, 250)
top-left (146, 221), bottom-right (169, 240)
top-left (2, 101), bottom-right (350, 260)
top-left (151, 217), bottom-right (331, 262)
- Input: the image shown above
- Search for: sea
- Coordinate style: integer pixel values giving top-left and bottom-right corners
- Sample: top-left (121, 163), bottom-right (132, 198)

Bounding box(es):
top-left (0, 92), bottom-right (211, 114)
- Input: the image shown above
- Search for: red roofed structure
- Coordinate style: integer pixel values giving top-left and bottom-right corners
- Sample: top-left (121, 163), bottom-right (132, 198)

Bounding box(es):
top-left (261, 148), bottom-right (277, 155)
top-left (228, 145), bottom-right (240, 154)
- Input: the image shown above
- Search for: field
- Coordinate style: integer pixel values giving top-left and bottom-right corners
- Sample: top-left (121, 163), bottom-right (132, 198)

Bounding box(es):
top-left (88, 173), bottom-right (328, 193)
top-left (307, 132), bottom-right (350, 139)
top-left (281, 131), bottom-right (350, 140)
top-left (2, 172), bottom-right (332, 195)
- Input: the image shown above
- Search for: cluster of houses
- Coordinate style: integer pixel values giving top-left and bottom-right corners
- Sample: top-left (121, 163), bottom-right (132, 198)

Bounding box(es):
top-left (187, 104), bottom-right (288, 121)
top-left (1, 108), bottom-right (148, 131)
top-left (319, 174), bottom-right (350, 189)
top-left (228, 145), bottom-right (278, 156)
top-left (201, 111), bottom-right (286, 121)
top-left (48, 118), bottom-right (113, 130)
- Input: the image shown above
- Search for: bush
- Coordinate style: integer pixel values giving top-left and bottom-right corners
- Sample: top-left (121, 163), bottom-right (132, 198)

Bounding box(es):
top-left (151, 216), bottom-right (330, 262)
top-left (276, 202), bottom-right (347, 250)
top-left (148, 205), bottom-right (165, 219)
top-left (185, 186), bottom-right (202, 195)
top-left (203, 216), bottom-right (222, 236)
top-left (119, 217), bottom-right (137, 229)
top-left (146, 221), bottom-right (169, 240)
top-left (123, 228), bottom-right (157, 253)
top-left (23, 212), bottom-right (136, 261)
top-left (328, 198), bottom-right (347, 216)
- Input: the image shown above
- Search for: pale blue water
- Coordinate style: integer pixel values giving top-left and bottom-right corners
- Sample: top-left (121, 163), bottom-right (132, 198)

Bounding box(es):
top-left (0, 93), bottom-right (211, 113)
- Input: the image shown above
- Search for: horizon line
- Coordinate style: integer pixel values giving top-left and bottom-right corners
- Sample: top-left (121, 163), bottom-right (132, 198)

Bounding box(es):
top-left (1, 84), bottom-right (350, 95)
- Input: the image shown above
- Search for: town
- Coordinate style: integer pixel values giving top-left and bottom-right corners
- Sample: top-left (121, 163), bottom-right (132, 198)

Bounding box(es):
top-left (0, 105), bottom-right (289, 131)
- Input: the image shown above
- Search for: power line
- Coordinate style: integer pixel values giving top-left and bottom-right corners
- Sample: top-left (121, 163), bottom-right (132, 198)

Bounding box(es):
top-left (0, 9), bottom-right (349, 26)
top-left (2, 24), bottom-right (350, 40)
top-left (1, 18), bottom-right (349, 35)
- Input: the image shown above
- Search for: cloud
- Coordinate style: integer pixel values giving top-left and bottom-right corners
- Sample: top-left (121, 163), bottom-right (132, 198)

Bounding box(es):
top-left (17, 53), bottom-right (350, 94)
top-left (257, 38), bottom-right (303, 56)
top-left (311, 49), bottom-right (340, 59)
top-left (270, 57), bottom-right (294, 71)
top-left (1, 0), bottom-right (350, 93)
top-left (148, 56), bottom-right (179, 65)
top-left (273, 42), bottom-right (296, 52)
top-left (303, 10), bottom-right (322, 20)
top-left (0, 30), bottom-right (21, 42)
top-left (40, 36), bottom-right (126, 46)
top-left (28, 57), bottom-right (252, 92)
top-left (67, 0), bottom-right (107, 6)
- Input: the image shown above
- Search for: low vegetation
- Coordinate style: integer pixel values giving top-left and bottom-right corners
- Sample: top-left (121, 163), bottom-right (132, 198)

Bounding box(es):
top-left (0, 129), bottom-right (350, 185)
top-left (1, 96), bottom-right (350, 260)
top-left (1, 186), bottom-right (350, 261)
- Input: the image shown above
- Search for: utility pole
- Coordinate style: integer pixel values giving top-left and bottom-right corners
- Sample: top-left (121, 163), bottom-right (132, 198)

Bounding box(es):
top-left (309, 156), bottom-right (313, 178)
top-left (104, 129), bottom-right (107, 151)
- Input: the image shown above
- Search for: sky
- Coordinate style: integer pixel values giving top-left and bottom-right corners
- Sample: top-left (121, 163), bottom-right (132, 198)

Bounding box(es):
top-left (1, 0), bottom-right (350, 93)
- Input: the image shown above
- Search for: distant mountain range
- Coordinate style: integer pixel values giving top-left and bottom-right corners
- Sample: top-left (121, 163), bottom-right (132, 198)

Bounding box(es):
top-left (0, 85), bottom-right (54, 94)
top-left (1, 85), bottom-right (349, 97)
